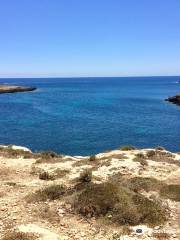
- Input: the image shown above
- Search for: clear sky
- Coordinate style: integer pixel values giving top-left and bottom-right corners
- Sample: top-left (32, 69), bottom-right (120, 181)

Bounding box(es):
top-left (0, 0), bottom-right (180, 77)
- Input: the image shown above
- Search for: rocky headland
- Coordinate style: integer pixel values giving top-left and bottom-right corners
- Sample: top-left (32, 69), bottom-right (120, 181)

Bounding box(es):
top-left (0, 145), bottom-right (180, 240)
top-left (0, 85), bottom-right (36, 94)
top-left (165, 94), bottom-right (180, 106)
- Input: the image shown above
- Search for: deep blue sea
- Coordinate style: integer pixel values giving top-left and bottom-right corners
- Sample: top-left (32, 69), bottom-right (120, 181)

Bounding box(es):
top-left (0, 77), bottom-right (179, 155)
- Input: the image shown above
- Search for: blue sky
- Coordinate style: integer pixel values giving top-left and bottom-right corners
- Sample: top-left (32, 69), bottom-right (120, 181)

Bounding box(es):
top-left (0, 0), bottom-right (180, 77)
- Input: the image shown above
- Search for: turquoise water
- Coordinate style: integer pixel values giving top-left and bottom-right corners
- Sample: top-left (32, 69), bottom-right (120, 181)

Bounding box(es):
top-left (0, 77), bottom-right (179, 155)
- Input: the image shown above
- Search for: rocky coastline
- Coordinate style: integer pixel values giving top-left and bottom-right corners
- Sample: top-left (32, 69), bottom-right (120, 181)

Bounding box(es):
top-left (0, 84), bottom-right (36, 94)
top-left (165, 94), bottom-right (180, 106)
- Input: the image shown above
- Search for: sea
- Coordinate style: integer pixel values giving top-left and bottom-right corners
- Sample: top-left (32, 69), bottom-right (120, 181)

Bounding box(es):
top-left (0, 76), bottom-right (179, 155)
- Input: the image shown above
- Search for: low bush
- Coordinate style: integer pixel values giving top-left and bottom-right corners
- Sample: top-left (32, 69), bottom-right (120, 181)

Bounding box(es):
top-left (160, 184), bottom-right (180, 201)
top-left (120, 145), bottom-right (136, 151)
top-left (132, 194), bottom-right (167, 226)
top-left (39, 171), bottom-right (55, 181)
top-left (35, 151), bottom-right (61, 164)
top-left (156, 146), bottom-right (166, 151)
top-left (135, 153), bottom-right (145, 158)
top-left (133, 157), bottom-right (148, 166)
top-left (125, 177), bottom-right (163, 192)
top-left (27, 184), bottom-right (66, 202)
top-left (146, 150), bottom-right (156, 158)
top-left (73, 181), bottom-right (167, 226)
top-left (89, 155), bottom-right (96, 161)
top-left (79, 169), bottom-right (92, 183)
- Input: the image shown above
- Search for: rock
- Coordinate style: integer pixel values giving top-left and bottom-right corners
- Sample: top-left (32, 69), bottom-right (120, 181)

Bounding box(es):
top-left (165, 94), bottom-right (180, 105)
top-left (0, 84), bottom-right (36, 94)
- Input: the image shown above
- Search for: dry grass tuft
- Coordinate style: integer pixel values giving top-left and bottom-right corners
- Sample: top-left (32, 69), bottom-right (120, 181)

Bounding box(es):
top-left (160, 184), bottom-right (180, 201)
top-left (125, 177), bottom-right (164, 192)
top-left (39, 171), bottom-right (55, 181)
top-left (27, 184), bottom-right (66, 202)
top-left (79, 169), bottom-right (92, 183)
top-left (1, 230), bottom-right (37, 240)
top-left (152, 232), bottom-right (170, 240)
top-left (133, 157), bottom-right (148, 166)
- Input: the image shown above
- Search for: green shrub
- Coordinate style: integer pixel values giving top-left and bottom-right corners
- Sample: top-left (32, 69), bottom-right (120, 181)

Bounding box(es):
top-left (160, 184), bottom-right (180, 201)
top-left (79, 169), bottom-right (92, 183)
top-left (27, 184), bottom-right (66, 202)
top-left (120, 145), bottom-right (136, 151)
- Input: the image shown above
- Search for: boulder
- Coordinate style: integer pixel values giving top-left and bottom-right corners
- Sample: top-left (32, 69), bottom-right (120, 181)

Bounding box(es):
top-left (165, 94), bottom-right (180, 106)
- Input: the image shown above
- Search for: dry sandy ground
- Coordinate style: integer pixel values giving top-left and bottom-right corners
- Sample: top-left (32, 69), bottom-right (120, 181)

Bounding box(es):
top-left (0, 146), bottom-right (179, 240)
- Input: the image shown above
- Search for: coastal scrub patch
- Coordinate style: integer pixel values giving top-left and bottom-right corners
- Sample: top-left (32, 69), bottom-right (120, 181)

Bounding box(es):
top-left (35, 151), bottom-right (63, 164)
top-left (160, 184), bottom-right (180, 201)
top-left (72, 181), bottom-right (167, 226)
top-left (0, 146), bottom-right (34, 159)
top-left (27, 184), bottom-right (67, 202)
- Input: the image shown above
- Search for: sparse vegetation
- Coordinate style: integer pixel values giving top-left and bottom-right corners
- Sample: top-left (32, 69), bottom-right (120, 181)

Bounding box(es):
top-left (35, 151), bottom-right (62, 164)
top-left (152, 232), bottom-right (170, 239)
top-left (1, 231), bottom-right (37, 240)
top-left (89, 155), bottom-right (96, 161)
top-left (133, 157), bottom-right (148, 166)
top-left (79, 169), bottom-right (92, 183)
top-left (135, 152), bottom-right (145, 158)
top-left (120, 145), bottom-right (136, 151)
top-left (156, 146), bottom-right (166, 151)
top-left (27, 184), bottom-right (66, 202)
top-left (146, 150), bottom-right (156, 158)
top-left (126, 177), bottom-right (163, 192)
top-left (160, 184), bottom-right (180, 201)
top-left (0, 146), bottom-right (33, 159)
top-left (73, 181), bottom-right (167, 226)
top-left (53, 168), bottom-right (70, 178)
top-left (32, 204), bottom-right (60, 224)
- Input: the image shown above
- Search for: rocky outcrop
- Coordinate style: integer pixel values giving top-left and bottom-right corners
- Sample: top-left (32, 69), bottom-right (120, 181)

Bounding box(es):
top-left (0, 85), bottom-right (36, 94)
top-left (165, 94), bottom-right (180, 105)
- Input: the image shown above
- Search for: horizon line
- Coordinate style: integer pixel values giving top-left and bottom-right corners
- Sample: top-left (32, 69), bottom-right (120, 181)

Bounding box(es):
top-left (0, 75), bottom-right (180, 79)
